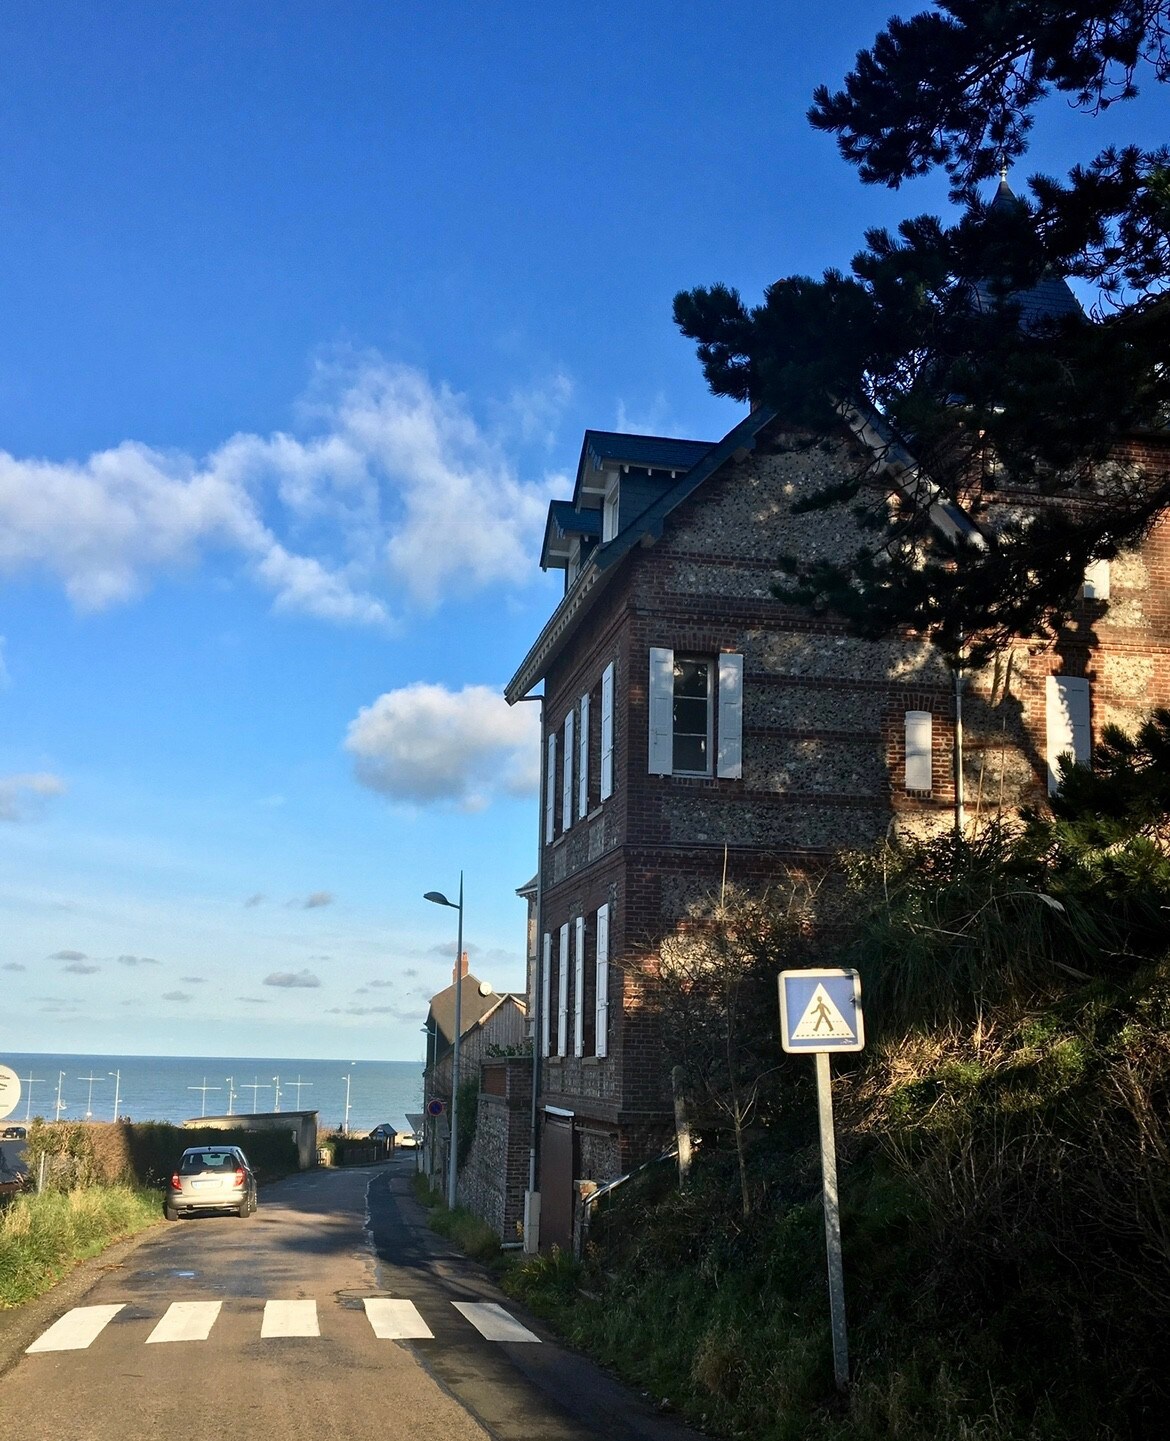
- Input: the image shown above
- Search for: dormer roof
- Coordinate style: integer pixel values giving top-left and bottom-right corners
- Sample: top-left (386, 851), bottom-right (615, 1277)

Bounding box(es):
top-left (573, 430), bottom-right (715, 510)
top-left (541, 500), bottom-right (601, 570)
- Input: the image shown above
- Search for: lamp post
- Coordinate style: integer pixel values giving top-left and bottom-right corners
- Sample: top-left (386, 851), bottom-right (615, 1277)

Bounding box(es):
top-left (424, 872), bottom-right (464, 1209)
top-left (109, 1070), bottom-right (121, 1121)
top-left (342, 1068), bottom-right (355, 1133)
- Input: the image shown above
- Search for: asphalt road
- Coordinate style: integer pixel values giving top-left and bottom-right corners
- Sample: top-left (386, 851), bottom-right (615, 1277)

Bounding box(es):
top-left (0, 1156), bottom-right (705, 1441)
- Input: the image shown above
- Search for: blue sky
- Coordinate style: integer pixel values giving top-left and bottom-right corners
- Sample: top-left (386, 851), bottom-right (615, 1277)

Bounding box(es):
top-left (2, 3), bottom-right (1164, 1062)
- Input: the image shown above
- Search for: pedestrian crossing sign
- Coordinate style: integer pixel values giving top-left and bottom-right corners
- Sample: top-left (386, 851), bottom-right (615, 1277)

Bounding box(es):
top-left (778, 969), bottom-right (865, 1053)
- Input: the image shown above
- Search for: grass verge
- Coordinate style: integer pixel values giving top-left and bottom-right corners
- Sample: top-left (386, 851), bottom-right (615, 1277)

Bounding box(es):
top-left (410, 1173), bottom-right (502, 1263)
top-left (0, 1185), bottom-right (161, 1308)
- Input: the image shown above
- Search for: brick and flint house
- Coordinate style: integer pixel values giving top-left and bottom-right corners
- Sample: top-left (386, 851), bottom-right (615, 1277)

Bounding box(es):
top-left (505, 401), bottom-right (1170, 1249)
top-left (420, 953), bottom-right (526, 1195)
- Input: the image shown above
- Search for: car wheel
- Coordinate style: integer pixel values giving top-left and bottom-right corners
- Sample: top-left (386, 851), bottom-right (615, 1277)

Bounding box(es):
top-left (164, 1203), bottom-right (179, 1221)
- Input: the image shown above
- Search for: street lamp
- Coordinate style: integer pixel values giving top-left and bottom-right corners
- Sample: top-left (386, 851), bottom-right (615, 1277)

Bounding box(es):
top-left (425, 872), bottom-right (464, 1209)
top-left (342, 1067), bottom-right (356, 1133)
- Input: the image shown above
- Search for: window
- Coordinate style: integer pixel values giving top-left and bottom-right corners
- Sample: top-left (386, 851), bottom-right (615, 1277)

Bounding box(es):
top-left (649, 648), bottom-right (743, 778)
top-left (602, 476), bottom-right (619, 542)
top-left (561, 710), bottom-right (574, 833)
top-left (600, 662), bottom-right (615, 799)
top-left (1082, 559), bottom-right (1110, 600)
top-left (1046, 675), bottom-right (1091, 795)
top-left (573, 916), bottom-right (586, 1057)
top-left (556, 924), bottom-right (569, 1056)
top-left (594, 904), bottom-right (609, 1058)
top-left (904, 711), bottom-right (933, 792)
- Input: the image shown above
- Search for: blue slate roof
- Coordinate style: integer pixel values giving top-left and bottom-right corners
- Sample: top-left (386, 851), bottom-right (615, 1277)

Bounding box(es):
top-left (583, 431), bottom-right (714, 474)
top-left (974, 178), bottom-right (1083, 330)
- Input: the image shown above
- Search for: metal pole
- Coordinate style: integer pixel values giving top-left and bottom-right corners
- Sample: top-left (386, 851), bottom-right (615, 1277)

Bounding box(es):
top-left (110, 1070), bottom-right (121, 1121)
top-left (815, 1052), bottom-right (849, 1391)
top-left (447, 871), bottom-right (464, 1210)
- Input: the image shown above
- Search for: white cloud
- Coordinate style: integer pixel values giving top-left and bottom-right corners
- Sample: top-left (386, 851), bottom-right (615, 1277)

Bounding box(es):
top-left (0, 357), bottom-right (565, 624)
top-left (0, 772), bottom-right (67, 822)
top-left (263, 969), bottom-right (321, 989)
top-left (345, 682), bottom-right (540, 810)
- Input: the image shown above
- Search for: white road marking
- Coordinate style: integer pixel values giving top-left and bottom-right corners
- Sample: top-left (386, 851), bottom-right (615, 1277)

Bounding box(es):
top-left (363, 1298), bottom-right (434, 1339)
top-left (26, 1305), bottom-right (125, 1353)
top-left (453, 1302), bottom-right (541, 1343)
top-left (261, 1299), bottom-right (319, 1338)
top-left (146, 1301), bottom-right (222, 1344)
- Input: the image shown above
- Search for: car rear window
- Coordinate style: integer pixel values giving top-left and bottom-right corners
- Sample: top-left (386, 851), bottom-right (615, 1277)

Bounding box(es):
top-left (180, 1151), bottom-right (237, 1173)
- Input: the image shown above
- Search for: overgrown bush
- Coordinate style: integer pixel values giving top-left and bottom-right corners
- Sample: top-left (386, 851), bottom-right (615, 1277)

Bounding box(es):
top-left (25, 1119), bottom-right (297, 1192)
top-left (570, 716), bottom-right (1170, 1439)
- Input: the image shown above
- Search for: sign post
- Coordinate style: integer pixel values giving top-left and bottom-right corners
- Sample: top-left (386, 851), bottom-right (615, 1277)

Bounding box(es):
top-left (778, 968), bottom-right (865, 1393)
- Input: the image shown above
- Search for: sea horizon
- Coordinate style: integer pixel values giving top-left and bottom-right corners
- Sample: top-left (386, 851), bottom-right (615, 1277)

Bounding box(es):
top-left (1, 1050), bottom-right (424, 1135)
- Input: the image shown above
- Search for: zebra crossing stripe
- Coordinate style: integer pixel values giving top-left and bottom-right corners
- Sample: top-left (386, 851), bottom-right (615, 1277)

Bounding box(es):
top-left (452, 1302), bottom-right (541, 1343)
top-left (146, 1301), bottom-right (222, 1344)
top-left (261, 1299), bottom-right (319, 1338)
top-left (25, 1297), bottom-right (543, 1351)
top-left (26, 1304), bottom-right (125, 1353)
top-left (363, 1298), bottom-right (434, 1339)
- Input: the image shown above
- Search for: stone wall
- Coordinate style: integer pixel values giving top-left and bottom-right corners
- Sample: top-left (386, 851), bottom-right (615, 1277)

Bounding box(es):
top-left (457, 1058), bottom-right (532, 1239)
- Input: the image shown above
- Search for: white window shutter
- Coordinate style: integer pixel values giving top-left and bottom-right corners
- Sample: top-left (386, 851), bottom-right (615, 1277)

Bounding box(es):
top-left (594, 904), bottom-right (609, 1058)
top-left (557, 924), bottom-right (569, 1056)
top-left (904, 711), bottom-right (933, 792)
top-left (544, 733), bottom-right (556, 844)
top-left (1082, 559), bottom-right (1111, 600)
top-left (562, 710), bottom-right (574, 833)
top-left (649, 647), bottom-right (675, 775)
top-left (578, 693), bottom-right (590, 818)
top-left (1047, 675), bottom-right (1091, 795)
top-left (600, 662), bottom-right (615, 800)
top-left (716, 652), bottom-right (744, 778)
top-left (573, 916), bottom-right (585, 1057)
top-left (541, 933), bottom-right (552, 1058)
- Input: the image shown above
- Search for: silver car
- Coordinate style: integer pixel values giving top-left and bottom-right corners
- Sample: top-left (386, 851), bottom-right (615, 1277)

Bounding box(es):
top-left (165, 1145), bottom-right (257, 1220)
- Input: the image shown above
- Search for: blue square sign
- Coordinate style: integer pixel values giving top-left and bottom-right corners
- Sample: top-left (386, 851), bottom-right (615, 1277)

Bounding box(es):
top-left (778, 969), bottom-right (865, 1054)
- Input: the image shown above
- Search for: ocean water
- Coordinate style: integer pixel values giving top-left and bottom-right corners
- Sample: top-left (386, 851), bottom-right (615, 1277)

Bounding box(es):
top-left (0, 1052), bottom-right (423, 1135)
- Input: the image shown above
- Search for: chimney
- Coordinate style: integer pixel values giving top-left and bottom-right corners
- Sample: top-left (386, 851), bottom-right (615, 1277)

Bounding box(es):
top-left (453, 951), bottom-right (469, 983)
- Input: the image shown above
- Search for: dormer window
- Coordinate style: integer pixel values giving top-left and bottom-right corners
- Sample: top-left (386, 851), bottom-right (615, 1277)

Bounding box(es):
top-left (566, 538), bottom-right (582, 586)
top-left (602, 475), bottom-right (620, 542)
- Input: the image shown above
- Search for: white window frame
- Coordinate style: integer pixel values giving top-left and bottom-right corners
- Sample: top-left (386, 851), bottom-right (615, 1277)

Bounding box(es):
top-left (594, 903), bottom-right (609, 1058)
top-left (561, 710), bottom-right (574, 833)
top-left (1046, 675), bottom-right (1091, 795)
top-left (904, 710), bottom-right (933, 792)
top-left (600, 662), bottom-right (615, 800)
top-left (573, 916), bottom-right (586, 1057)
top-left (556, 923), bottom-right (569, 1057)
top-left (1082, 559), bottom-right (1111, 600)
top-left (649, 647), bottom-right (744, 778)
top-left (602, 475), bottom-right (620, 542)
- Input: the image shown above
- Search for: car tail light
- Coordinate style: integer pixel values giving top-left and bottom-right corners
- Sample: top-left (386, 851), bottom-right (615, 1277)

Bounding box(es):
top-left (233, 1168), bottom-right (246, 1188)
top-left (169, 1173), bottom-right (182, 1190)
